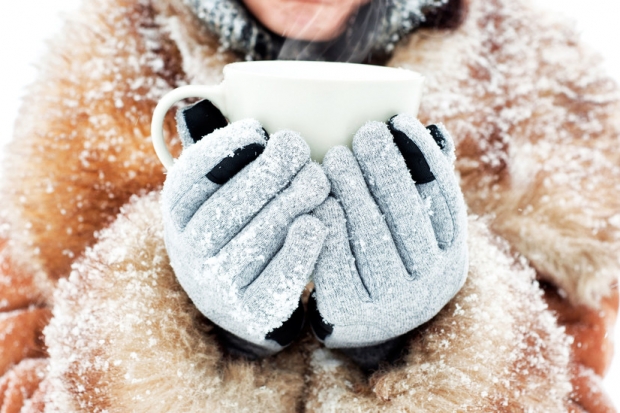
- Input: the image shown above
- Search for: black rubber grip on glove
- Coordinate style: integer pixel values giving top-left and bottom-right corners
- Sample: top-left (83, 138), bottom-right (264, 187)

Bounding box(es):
top-left (388, 118), bottom-right (435, 184)
top-left (266, 300), bottom-right (306, 346)
top-left (307, 290), bottom-right (334, 341)
top-left (426, 124), bottom-right (447, 150)
top-left (206, 143), bottom-right (265, 185)
top-left (388, 118), bottom-right (446, 184)
top-left (181, 99), bottom-right (267, 185)
top-left (182, 99), bottom-right (229, 144)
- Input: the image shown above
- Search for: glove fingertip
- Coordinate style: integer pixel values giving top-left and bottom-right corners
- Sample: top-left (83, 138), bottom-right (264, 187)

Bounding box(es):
top-left (266, 130), bottom-right (312, 171)
top-left (177, 99), bottom-right (228, 148)
top-left (426, 124), bottom-right (446, 150)
top-left (296, 162), bottom-right (331, 206)
top-left (291, 214), bottom-right (327, 246)
top-left (427, 123), bottom-right (456, 161)
top-left (351, 121), bottom-right (391, 158)
top-left (322, 145), bottom-right (355, 180)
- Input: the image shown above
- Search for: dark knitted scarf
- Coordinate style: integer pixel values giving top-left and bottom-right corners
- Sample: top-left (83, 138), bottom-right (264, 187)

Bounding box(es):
top-left (185, 0), bottom-right (449, 62)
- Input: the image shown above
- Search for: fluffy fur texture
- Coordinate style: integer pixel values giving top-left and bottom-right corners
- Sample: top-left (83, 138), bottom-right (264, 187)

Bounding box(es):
top-left (0, 0), bottom-right (239, 285)
top-left (389, 0), bottom-right (620, 307)
top-left (0, 0), bottom-right (618, 410)
top-left (43, 193), bottom-right (571, 412)
top-left (0, 358), bottom-right (48, 412)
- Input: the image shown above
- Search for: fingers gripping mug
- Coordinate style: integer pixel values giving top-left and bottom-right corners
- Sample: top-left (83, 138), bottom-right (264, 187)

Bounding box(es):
top-left (151, 61), bottom-right (424, 169)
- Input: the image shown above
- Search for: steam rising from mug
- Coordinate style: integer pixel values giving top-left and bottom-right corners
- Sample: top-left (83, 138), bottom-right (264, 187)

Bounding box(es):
top-left (276, 0), bottom-right (390, 63)
top-left (276, 0), bottom-right (448, 62)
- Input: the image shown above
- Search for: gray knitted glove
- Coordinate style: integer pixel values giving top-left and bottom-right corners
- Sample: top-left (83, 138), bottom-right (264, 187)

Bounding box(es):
top-left (162, 105), bottom-right (330, 358)
top-left (309, 114), bottom-right (468, 364)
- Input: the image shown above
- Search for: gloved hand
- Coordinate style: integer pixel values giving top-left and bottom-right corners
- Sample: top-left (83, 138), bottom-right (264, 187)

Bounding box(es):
top-left (309, 114), bottom-right (468, 370)
top-left (162, 100), bottom-right (330, 358)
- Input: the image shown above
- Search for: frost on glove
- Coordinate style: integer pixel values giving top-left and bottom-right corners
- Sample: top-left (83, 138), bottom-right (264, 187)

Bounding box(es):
top-left (310, 115), bottom-right (468, 371)
top-left (162, 100), bottom-right (330, 358)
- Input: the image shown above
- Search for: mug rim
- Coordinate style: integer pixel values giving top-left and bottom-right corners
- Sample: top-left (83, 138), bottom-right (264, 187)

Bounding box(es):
top-left (223, 60), bottom-right (423, 83)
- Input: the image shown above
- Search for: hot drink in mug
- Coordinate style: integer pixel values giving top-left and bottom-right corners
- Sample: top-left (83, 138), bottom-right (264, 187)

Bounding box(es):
top-left (151, 60), bottom-right (424, 168)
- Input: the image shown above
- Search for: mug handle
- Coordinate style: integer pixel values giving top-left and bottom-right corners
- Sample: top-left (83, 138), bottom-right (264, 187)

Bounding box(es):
top-left (151, 84), bottom-right (226, 170)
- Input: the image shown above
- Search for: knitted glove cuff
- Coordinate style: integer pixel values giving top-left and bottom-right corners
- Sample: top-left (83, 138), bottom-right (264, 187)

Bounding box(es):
top-left (216, 301), bottom-right (306, 359)
top-left (339, 335), bottom-right (409, 373)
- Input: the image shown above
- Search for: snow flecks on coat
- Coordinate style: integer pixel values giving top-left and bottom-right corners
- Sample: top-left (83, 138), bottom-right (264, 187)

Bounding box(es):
top-left (44, 192), bottom-right (307, 412)
top-left (1, 0), bottom-right (618, 410)
top-left (1, 0), bottom-right (188, 282)
top-left (389, 0), bottom-right (620, 307)
top-left (43, 193), bottom-right (572, 412)
top-left (306, 217), bottom-right (572, 412)
top-left (153, 0), bottom-right (238, 85)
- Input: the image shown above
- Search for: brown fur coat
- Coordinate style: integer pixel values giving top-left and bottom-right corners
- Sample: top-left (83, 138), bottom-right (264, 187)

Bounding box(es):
top-left (0, 0), bottom-right (618, 411)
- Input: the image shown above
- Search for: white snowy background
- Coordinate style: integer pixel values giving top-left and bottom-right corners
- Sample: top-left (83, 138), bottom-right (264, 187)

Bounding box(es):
top-left (1, 0), bottom-right (618, 407)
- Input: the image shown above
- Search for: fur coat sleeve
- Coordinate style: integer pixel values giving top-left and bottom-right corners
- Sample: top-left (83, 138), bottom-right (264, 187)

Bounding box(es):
top-left (41, 193), bottom-right (574, 412)
top-left (0, 0), bottom-right (617, 411)
top-left (390, 0), bottom-right (620, 310)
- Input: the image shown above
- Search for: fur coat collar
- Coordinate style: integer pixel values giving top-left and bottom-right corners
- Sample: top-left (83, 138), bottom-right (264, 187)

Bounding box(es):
top-left (1, 0), bottom-right (618, 410)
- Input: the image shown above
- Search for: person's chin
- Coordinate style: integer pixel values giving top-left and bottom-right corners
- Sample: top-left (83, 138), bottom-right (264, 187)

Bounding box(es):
top-left (252, 0), bottom-right (360, 41)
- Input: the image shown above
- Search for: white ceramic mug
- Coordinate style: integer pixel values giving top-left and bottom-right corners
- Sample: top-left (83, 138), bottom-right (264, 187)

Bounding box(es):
top-left (151, 61), bottom-right (424, 169)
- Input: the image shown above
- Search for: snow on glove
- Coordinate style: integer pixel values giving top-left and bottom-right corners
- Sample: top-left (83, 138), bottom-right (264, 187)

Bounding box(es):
top-left (309, 114), bottom-right (468, 369)
top-left (162, 100), bottom-right (330, 358)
